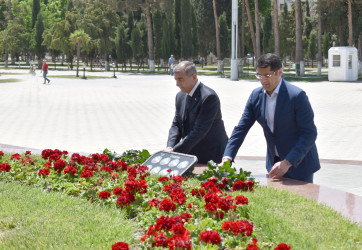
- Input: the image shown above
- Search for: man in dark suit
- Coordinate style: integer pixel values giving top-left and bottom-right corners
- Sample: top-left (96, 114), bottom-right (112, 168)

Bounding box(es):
top-left (221, 53), bottom-right (320, 183)
top-left (165, 61), bottom-right (228, 164)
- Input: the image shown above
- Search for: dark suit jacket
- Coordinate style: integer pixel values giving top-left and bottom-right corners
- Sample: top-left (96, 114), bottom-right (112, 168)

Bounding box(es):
top-left (223, 79), bottom-right (320, 180)
top-left (167, 83), bottom-right (228, 164)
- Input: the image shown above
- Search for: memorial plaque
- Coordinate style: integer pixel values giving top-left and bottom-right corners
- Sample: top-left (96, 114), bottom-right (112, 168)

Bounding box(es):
top-left (142, 151), bottom-right (198, 176)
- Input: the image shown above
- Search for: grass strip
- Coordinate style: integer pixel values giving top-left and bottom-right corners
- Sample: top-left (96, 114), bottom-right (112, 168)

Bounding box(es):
top-left (0, 182), bottom-right (138, 249)
top-left (0, 79), bottom-right (23, 83)
top-left (245, 186), bottom-right (362, 249)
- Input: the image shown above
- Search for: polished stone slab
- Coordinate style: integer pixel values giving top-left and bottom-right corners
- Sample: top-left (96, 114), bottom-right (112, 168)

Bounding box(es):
top-left (193, 165), bottom-right (362, 226)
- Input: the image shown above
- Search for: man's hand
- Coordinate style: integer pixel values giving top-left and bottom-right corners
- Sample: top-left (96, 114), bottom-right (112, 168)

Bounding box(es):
top-left (164, 147), bottom-right (174, 152)
top-left (269, 159), bottom-right (292, 179)
top-left (219, 157), bottom-right (231, 166)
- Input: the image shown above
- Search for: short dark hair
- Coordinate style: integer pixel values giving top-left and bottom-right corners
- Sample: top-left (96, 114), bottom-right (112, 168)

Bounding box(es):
top-left (256, 53), bottom-right (282, 71)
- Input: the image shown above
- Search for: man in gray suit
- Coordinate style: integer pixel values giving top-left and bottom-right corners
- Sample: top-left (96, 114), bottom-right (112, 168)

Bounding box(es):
top-left (165, 61), bottom-right (228, 164)
top-left (221, 53), bottom-right (320, 183)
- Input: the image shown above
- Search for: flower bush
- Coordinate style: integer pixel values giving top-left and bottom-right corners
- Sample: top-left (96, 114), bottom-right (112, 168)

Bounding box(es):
top-left (0, 149), bottom-right (292, 250)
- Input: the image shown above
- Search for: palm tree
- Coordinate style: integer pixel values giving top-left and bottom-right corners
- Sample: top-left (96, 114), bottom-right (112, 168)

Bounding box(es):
top-left (70, 30), bottom-right (91, 77)
top-left (273, 0), bottom-right (280, 55)
top-left (295, 0), bottom-right (304, 76)
top-left (212, 0), bottom-right (222, 73)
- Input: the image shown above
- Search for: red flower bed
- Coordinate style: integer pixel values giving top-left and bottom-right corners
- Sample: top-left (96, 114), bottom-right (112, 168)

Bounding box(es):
top-left (0, 149), bottom-right (292, 249)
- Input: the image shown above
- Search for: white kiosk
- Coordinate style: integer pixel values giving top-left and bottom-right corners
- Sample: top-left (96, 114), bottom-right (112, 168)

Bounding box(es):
top-left (328, 47), bottom-right (358, 81)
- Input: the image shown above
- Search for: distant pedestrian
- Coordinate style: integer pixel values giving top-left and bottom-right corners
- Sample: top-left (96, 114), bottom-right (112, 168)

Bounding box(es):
top-left (169, 55), bottom-right (175, 75)
top-left (41, 59), bottom-right (50, 84)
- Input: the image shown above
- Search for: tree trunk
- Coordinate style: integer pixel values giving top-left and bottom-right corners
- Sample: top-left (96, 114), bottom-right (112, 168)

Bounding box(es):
top-left (241, 0), bottom-right (245, 58)
top-left (76, 41), bottom-right (80, 77)
top-left (317, 4), bottom-right (322, 76)
top-left (273, 0), bottom-right (280, 56)
top-left (347, 0), bottom-right (353, 46)
top-left (245, 0), bottom-right (257, 67)
top-left (295, 0), bottom-right (304, 76)
top-left (254, 0), bottom-right (261, 60)
top-left (213, 0), bottom-right (222, 73)
top-left (145, 0), bottom-right (155, 72)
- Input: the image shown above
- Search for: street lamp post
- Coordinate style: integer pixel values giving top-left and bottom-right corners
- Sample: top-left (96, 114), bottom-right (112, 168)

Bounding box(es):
top-left (112, 62), bottom-right (117, 78)
top-left (82, 63), bottom-right (87, 80)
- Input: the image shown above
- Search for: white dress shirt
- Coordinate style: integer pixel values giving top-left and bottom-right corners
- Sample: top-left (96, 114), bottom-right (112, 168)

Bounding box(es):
top-left (265, 79), bottom-right (282, 156)
top-left (188, 80), bottom-right (201, 97)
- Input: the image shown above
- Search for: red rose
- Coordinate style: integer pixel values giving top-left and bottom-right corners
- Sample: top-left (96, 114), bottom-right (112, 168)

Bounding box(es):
top-left (208, 176), bottom-right (218, 183)
top-left (116, 192), bottom-right (135, 208)
top-left (159, 198), bottom-right (176, 212)
top-left (64, 166), bottom-right (77, 176)
top-left (10, 153), bottom-right (21, 160)
top-left (113, 187), bottom-right (124, 195)
top-left (149, 199), bottom-right (161, 208)
top-left (275, 243), bottom-right (292, 250)
top-left (80, 170), bottom-right (94, 178)
top-left (0, 151), bottom-right (4, 157)
top-left (222, 220), bottom-right (254, 236)
top-left (204, 203), bottom-right (217, 213)
top-left (111, 241), bottom-right (129, 250)
top-left (99, 190), bottom-right (111, 199)
top-left (170, 187), bottom-right (187, 205)
top-left (152, 232), bottom-right (169, 248)
top-left (158, 176), bottom-right (170, 182)
top-left (0, 163), bottom-right (11, 172)
top-left (100, 166), bottom-right (113, 173)
top-left (38, 168), bottom-right (50, 176)
top-left (232, 180), bottom-right (245, 191)
top-left (235, 195), bottom-right (249, 205)
top-left (247, 238), bottom-right (259, 250)
top-left (198, 230), bottom-right (221, 245)
top-left (167, 168), bottom-right (172, 173)
top-left (25, 151), bottom-right (32, 155)
top-left (54, 159), bottom-right (66, 173)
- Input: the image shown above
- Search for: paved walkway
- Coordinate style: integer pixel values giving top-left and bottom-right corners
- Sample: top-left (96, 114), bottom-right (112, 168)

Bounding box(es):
top-left (1, 69), bottom-right (362, 199)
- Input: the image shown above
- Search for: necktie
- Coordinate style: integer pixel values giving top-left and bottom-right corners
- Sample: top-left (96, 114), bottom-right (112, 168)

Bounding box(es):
top-left (185, 95), bottom-right (193, 114)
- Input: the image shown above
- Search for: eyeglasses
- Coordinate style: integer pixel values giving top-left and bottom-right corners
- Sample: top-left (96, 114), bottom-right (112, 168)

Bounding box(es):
top-left (255, 71), bottom-right (276, 79)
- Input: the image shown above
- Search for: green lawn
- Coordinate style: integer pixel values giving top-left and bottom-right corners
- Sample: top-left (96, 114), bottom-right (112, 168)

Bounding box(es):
top-left (0, 182), bottom-right (138, 249)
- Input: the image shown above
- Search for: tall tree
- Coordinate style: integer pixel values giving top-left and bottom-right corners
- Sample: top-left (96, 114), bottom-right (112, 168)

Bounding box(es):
top-left (317, 0), bottom-right (322, 75)
top-left (112, 22), bottom-right (131, 70)
top-left (245, 0), bottom-right (256, 66)
top-left (32, 0), bottom-right (40, 28)
top-left (70, 29), bottom-right (91, 77)
top-left (213, 0), bottom-right (222, 72)
top-left (130, 24), bottom-right (143, 72)
top-left (254, 0), bottom-right (261, 60)
top-left (295, 0), bottom-right (304, 76)
top-left (347, 0), bottom-right (353, 46)
top-left (307, 29), bottom-right (317, 67)
top-left (145, 0), bottom-right (155, 71)
top-left (272, 0), bottom-right (279, 55)
top-left (219, 12), bottom-right (230, 59)
top-left (174, 0), bottom-right (181, 59)
top-left (153, 11), bottom-right (163, 65)
top-left (33, 12), bottom-right (45, 68)
top-left (190, 5), bottom-right (199, 59)
top-left (240, 0), bottom-right (245, 58)
top-left (180, 0), bottom-right (193, 59)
